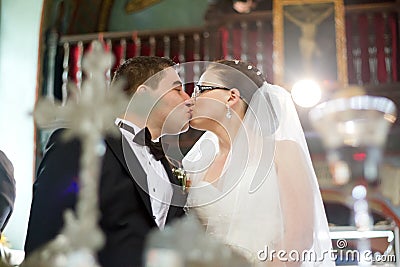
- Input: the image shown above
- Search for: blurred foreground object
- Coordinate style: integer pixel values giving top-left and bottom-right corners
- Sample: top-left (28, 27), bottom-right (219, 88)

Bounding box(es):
top-left (310, 95), bottom-right (397, 266)
top-left (144, 215), bottom-right (253, 267)
top-left (0, 151), bottom-right (15, 234)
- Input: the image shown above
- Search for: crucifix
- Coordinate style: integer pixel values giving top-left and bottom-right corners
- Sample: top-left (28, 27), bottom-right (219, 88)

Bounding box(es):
top-left (23, 41), bottom-right (128, 267)
top-left (284, 5), bottom-right (334, 74)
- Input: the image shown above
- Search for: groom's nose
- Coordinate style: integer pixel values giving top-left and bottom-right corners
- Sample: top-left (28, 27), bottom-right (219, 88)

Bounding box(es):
top-left (181, 90), bottom-right (191, 100)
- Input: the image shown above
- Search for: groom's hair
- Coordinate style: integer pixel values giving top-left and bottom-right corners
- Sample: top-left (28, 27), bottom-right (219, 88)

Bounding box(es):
top-left (111, 56), bottom-right (176, 97)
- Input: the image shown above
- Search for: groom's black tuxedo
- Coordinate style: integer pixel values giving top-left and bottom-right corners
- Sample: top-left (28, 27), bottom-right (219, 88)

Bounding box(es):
top-left (24, 128), bottom-right (186, 267)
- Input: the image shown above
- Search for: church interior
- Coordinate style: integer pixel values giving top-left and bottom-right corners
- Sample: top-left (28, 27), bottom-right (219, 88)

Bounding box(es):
top-left (0, 0), bottom-right (400, 266)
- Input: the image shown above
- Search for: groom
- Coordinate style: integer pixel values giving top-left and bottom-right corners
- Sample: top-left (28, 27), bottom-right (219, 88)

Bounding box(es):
top-left (24, 56), bottom-right (192, 267)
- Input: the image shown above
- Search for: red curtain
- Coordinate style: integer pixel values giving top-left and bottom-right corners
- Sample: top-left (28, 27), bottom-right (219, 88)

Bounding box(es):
top-left (68, 44), bottom-right (82, 86)
top-left (345, 12), bottom-right (398, 84)
top-left (66, 13), bottom-right (397, 88)
top-left (220, 26), bottom-right (274, 83)
top-left (111, 42), bottom-right (124, 74)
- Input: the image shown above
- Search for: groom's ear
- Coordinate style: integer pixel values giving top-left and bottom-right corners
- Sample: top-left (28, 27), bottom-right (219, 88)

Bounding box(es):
top-left (136, 84), bottom-right (150, 94)
top-left (227, 88), bottom-right (241, 106)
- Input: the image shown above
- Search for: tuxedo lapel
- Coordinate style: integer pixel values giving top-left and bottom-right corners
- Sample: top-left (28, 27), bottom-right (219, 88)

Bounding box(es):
top-left (160, 157), bottom-right (187, 223)
top-left (105, 134), bottom-right (153, 219)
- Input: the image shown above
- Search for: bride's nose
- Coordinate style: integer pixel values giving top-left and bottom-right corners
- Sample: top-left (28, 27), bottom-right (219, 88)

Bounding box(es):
top-left (185, 98), bottom-right (194, 108)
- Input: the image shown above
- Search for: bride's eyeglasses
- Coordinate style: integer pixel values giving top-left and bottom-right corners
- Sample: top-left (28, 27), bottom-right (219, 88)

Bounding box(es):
top-left (191, 84), bottom-right (230, 101)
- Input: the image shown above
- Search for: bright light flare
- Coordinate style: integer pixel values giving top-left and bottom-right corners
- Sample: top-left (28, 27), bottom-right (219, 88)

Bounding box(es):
top-left (291, 79), bottom-right (322, 108)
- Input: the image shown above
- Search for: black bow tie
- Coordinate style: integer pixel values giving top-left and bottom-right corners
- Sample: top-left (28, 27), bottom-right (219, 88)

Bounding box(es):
top-left (118, 121), bottom-right (165, 161)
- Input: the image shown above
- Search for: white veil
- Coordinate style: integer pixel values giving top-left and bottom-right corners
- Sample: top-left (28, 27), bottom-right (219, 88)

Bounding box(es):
top-left (183, 69), bottom-right (334, 266)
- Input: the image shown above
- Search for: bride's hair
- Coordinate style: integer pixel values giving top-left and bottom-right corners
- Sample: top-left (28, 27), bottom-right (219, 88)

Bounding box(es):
top-left (208, 59), bottom-right (279, 131)
top-left (207, 59), bottom-right (266, 106)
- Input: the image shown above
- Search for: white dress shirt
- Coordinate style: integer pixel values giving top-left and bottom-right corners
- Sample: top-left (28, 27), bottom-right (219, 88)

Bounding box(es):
top-left (115, 118), bottom-right (173, 229)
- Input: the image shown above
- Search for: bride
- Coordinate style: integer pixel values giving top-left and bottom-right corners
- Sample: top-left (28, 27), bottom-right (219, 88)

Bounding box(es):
top-left (182, 60), bottom-right (335, 266)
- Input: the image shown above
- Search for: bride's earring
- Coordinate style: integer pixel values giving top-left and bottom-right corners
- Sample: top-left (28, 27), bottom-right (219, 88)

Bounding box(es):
top-left (226, 104), bottom-right (232, 119)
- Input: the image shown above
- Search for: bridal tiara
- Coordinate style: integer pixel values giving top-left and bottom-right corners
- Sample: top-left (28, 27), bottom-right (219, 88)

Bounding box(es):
top-left (233, 59), bottom-right (263, 76)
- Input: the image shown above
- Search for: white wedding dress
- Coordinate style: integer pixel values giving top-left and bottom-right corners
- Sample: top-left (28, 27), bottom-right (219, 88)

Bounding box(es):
top-left (183, 84), bottom-right (335, 266)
